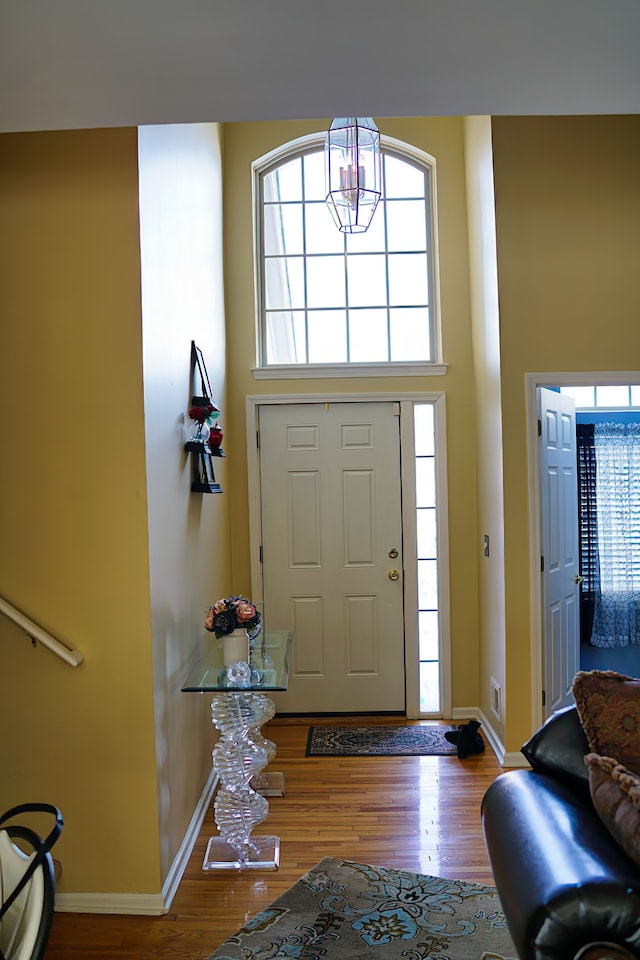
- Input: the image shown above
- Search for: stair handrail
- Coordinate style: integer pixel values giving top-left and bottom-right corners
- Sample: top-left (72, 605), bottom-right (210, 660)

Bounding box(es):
top-left (0, 597), bottom-right (84, 667)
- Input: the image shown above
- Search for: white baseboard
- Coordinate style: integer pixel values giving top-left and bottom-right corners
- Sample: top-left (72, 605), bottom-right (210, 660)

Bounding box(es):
top-left (55, 769), bottom-right (218, 915)
top-left (451, 707), bottom-right (530, 769)
top-left (54, 892), bottom-right (168, 916)
top-left (162, 767), bottom-right (218, 910)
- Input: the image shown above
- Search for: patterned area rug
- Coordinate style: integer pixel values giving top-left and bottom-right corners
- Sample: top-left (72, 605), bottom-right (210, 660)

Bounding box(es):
top-left (305, 724), bottom-right (457, 756)
top-left (206, 857), bottom-right (516, 960)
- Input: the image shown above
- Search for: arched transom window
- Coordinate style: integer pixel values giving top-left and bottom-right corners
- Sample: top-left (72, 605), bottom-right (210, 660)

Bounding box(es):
top-left (253, 135), bottom-right (442, 376)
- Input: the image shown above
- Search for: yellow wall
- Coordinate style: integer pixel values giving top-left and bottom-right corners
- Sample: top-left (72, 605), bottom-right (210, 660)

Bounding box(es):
top-left (223, 117), bottom-right (481, 709)
top-left (7, 114), bottom-right (634, 897)
top-left (0, 128), bottom-right (160, 892)
top-left (0, 124), bottom-right (232, 900)
top-left (138, 122), bottom-right (231, 881)
top-left (491, 115), bottom-right (640, 749)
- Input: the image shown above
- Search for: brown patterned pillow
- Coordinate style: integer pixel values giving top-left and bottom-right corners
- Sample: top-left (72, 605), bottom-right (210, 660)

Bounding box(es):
top-left (586, 753), bottom-right (640, 867)
top-left (572, 670), bottom-right (640, 775)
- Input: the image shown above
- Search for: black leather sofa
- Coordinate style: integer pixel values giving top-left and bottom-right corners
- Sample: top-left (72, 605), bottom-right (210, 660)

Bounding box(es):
top-left (481, 705), bottom-right (640, 960)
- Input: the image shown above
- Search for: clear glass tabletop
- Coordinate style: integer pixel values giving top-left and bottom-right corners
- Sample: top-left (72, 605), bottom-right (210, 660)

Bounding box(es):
top-left (181, 629), bottom-right (292, 692)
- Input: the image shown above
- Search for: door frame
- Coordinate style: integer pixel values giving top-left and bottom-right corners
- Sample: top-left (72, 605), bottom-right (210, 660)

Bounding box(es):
top-left (526, 370), bottom-right (640, 734)
top-left (246, 391), bottom-right (452, 719)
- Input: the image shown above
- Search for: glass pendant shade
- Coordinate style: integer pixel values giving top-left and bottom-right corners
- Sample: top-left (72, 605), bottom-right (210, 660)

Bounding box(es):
top-left (325, 117), bottom-right (381, 233)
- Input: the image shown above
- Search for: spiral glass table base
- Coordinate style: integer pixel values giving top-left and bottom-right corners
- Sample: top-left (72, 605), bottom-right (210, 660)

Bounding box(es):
top-left (207, 690), bottom-right (280, 871)
top-left (203, 835), bottom-right (280, 870)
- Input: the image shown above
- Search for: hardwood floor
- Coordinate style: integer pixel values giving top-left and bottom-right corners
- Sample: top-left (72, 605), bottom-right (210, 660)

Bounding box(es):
top-left (45, 717), bottom-right (506, 959)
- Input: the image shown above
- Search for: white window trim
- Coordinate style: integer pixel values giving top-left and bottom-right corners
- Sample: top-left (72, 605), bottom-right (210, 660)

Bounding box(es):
top-left (251, 133), bottom-right (444, 377)
top-left (252, 361), bottom-right (448, 380)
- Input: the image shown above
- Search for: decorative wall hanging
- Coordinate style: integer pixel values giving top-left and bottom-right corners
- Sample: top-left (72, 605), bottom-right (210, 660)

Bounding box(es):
top-left (185, 341), bottom-right (225, 494)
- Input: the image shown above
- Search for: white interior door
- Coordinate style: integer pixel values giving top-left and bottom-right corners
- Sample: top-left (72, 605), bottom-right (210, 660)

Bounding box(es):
top-left (539, 387), bottom-right (580, 717)
top-left (259, 401), bottom-right (405, 713)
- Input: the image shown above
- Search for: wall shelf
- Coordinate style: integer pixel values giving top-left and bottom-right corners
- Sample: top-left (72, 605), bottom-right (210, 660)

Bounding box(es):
top-left (186, 341), bottom-right (224, 494)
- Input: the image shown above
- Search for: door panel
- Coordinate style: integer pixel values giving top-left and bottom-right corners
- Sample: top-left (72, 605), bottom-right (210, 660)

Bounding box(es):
top-left (539, 387), bottom-right (580, 717)
top-left (259, 401), bottom-right (405, 713)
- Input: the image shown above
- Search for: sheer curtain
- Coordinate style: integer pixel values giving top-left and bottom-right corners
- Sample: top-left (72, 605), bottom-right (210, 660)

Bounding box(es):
top-left (588, 422), bottom-right (640, 647)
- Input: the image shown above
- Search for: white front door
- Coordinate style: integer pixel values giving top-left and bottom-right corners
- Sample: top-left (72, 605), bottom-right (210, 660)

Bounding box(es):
top-left (539, 387), bottom-right (580, 717)
top-left (258, 401), bottom-right (405, 713)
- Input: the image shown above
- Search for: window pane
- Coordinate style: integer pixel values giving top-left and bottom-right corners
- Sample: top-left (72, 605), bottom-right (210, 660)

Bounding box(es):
top-left (384, 155), bottom-right (425, 199)
top-left (303, 151), bottom-right (326, 201)
top-left (305, 203), bottom-right (344, 255)
top-left (419, 611), bottom-right (439, 661)
top-left (306, 256), bottom-right (345, 308)
top-left (419, 661), bottom-right (440, 713)
top-left (259, 143), bottom-right (437, 372)
top-left (349, 309), bottom-right (389, 362)
top-left (347, 254), bottom-right (387, 307)
top-left (596, 385), bottom-right (630, 407)
top-left (390, 307), bottom-right (430, 361)
top-left (308, 310), bottom-right (347, 362)
top-left (416, 456), bottom-right (435, 508)
top-left (386, 200), bottom-right (427, 252)
top-left (414, 404), bottom-right (434, 456)
top-left (417, 507), bottom-right (437, 558)
top-left (264, 158), bottom-right (302, 202)
top-left (560, 386), bottom-right (595, 408)
top-left (265, 311), bottom-right (306, 364)
top-left (345, 205), bottom-right (385, 253)
top-left (263, 203), bottom-right (303, 256)
top-left (418, 559), bottom-right (438, 609)
top-left (388, 253), bottom-right (429, 306)
top-left (265, 257), bottom-right (305, 309)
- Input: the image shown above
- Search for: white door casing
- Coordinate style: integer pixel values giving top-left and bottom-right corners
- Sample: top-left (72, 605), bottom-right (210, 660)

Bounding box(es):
top-left (258, 401), bottom-right (405, 713)
top-left (538, 387), bottom-right (580, 717)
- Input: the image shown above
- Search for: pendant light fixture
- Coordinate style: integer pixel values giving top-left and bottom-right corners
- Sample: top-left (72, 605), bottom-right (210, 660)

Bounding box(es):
top-left (325, 117), bottom-right (381, 233)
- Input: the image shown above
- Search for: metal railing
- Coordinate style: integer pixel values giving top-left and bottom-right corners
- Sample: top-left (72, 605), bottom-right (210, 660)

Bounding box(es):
top-left (0, 597), bottom-right (84, 667)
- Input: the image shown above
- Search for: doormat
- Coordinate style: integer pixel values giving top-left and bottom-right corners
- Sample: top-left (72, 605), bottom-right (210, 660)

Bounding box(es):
top-left (305, 723), bottom-right (458, 756)
top-left (205, 856), bottom-right (516, 960)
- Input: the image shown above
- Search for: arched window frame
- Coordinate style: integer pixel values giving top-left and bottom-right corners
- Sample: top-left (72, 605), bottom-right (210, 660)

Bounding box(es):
top-left (251, 133), bottom-right (446, 379)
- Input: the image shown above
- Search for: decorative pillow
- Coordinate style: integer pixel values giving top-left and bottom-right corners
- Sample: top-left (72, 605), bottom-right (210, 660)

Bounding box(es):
top-left (572, 670), bottom-right (640, 775)
top-left (521, 704), bottom-right (590, 793)
top-left (586, 752), bottom-right (640, 867)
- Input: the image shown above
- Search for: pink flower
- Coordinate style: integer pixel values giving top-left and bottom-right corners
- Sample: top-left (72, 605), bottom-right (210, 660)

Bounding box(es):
top-left (236, 601), bottom-right (257, 622)
top-left (204, 606), bottom-right (216, 632)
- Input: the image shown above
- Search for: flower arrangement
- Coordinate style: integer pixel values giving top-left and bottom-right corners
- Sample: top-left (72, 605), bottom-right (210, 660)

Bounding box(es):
top-left (187, 401), bottom-right (221, 443)
top-left (205, 595), bottom-right (261, 639)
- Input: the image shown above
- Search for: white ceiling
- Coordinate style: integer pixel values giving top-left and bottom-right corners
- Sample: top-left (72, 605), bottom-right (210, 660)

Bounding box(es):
top-left (1, 0), bottom-right (639, 134)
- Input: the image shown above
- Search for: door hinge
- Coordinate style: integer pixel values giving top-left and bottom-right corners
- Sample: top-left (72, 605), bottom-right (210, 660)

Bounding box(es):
top-left (537, 418), bottom-right (542, 437)
top-left (540, 555), bottom-right (544, 573)
top-left (542, 689), bottom-right (546, 707)
top-left (256, 430), bottom-right (260, 448)
top-left (259, 545), bottom-right (263, 564)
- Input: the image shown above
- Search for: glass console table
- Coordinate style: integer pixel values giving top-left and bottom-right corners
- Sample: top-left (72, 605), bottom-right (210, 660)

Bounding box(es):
top-left (182, 629), bottom-right (292, 870)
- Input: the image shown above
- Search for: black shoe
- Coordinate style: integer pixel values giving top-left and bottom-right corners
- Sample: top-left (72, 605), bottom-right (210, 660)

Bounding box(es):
top-left (445, 721), bottom-right (485, 759)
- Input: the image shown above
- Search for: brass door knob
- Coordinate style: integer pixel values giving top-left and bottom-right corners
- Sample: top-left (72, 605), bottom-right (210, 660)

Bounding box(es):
top-left (388, 569), bottom-right (400, 581)
top-left (575, 574), bottom-right (585, 584)
top-left (388, 548), bottom-right (399, 559)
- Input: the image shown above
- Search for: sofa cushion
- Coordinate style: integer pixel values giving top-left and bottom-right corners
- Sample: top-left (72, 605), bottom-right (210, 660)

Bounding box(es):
top-left (586, 752), bottom-right (640, 868)
top-left (521, 704), bottom-right (590, 793)
top-left (572, 670), bottom-right (640, 775)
